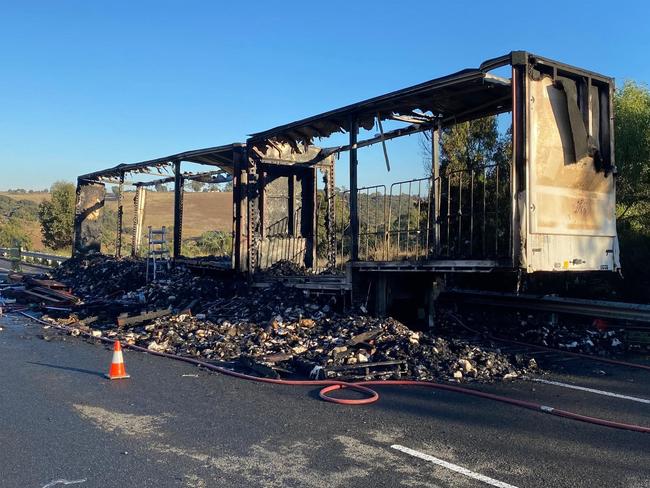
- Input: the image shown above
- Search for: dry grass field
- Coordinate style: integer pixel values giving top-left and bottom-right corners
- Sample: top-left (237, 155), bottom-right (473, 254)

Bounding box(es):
top-left (0, 190), bottom-right (233, 251)
top-left (0, 192), bottom-right (52, 204)
top-left (120, 190), bottom-right (233, 238)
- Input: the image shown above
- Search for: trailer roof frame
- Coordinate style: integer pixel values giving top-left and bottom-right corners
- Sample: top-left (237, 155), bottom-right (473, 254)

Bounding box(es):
top-left (78, 143), bottom-right (246, 182)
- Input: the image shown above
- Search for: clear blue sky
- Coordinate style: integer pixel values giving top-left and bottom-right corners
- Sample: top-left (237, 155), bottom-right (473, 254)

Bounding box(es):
top-left (1, 0), bottom-right (649, 190)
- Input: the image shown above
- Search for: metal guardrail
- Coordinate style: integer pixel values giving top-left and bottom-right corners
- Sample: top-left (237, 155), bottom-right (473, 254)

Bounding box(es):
top-left (0, 247), bottom-right (69, 268)
top-left (444, 289), bottom-right (650, 323)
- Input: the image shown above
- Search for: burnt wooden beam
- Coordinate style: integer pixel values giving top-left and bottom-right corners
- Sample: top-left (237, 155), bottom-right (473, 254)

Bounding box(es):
top-left (116, 307), bottom-right (172, 327)
top-left (172, 159), bottom-right (183, 259)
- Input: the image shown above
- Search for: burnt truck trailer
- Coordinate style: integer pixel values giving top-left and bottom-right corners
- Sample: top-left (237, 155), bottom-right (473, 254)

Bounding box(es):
top-left (72, 143), bottom-right (336, 274)
top-left (73, 51), bottom-right (619, 314)
top-left (247, 51), bottom-right (619, 316)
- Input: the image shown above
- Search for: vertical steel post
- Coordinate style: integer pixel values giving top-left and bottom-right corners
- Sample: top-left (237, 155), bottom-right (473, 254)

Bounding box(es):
top-left (233, 148), bottom-right (247, 272)
top-left (433, 124), bottom-right (441, 255)
top-left (72, 179), bottom-right (83, 257)
top-left (173, 159), bottom-right (183, 259)
top-left (324, 158), bottom-right (336, 268)
top-left (349, 115), bottom-right (359, 261)
top-left (287, 174), bottom-right (295, 236)
top-left (115, 171), bottom-right (124, 258)
top-left (246, 146), bottom-right (259, 274)
top-left (511, 57), bottom-right (527, 268)
top-left (301, 167), bottom-right (317, 269)
top-left (258, 168), bottom-right (266, 240)
top-left (131, 185), bottom-right (146, 257)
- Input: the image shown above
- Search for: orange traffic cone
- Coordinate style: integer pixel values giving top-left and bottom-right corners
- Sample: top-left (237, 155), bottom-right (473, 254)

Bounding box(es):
top-left (106, 341), bottom-right (130, 380)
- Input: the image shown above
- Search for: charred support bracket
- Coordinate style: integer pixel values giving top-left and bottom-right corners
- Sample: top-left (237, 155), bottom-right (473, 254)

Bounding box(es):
top-left (287, 174), bottom-right (295, 236)
top-left (512, 60), bottom-right (527, 270)
top-left (172, 159), bottom-right (183, 259)
top-left (374, 273), bottom-right (389, 317)
top-left (233, 148), bottom-right (249, 272)
top-left (247, 156), bottom-right (260, 274)
top-left (115, 171), bottom-right (125, 258)
top-left (323, 161), bottom-right (336, 269)
top-left (258, 169), bottom-right (266, 240)
top-left (428, 276), bottom-right (445, 330)
top-left (131, 185), bottom-right (146, 257)
top-left (301, 167), bottom-right (317, 268)
top-left (432, 123), bottom-right (441, 255)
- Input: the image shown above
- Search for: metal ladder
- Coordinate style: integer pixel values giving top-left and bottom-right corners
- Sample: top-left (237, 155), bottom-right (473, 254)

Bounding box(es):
top-left (146, 226), bottom-right (170, 282)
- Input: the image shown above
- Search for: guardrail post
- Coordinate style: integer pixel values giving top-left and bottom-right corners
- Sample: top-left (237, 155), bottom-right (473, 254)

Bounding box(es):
top-left (13, 247), bottom-right (22, 272)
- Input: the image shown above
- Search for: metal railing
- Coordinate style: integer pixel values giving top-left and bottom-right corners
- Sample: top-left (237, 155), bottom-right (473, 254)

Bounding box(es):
top-left (0, 247), bottom-right (69, 268)
top-left (333, 163), bottom-right (511, 265)
top-left (387, 177), bottom-right (432, 261)
top-left (436, 164), bottom-right (511, 259)
top-left (335, 185), bottom-right (387, 263)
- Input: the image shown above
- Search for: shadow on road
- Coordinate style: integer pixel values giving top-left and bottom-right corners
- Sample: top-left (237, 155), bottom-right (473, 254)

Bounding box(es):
top-left (27, 361), bottom-right (105, 378)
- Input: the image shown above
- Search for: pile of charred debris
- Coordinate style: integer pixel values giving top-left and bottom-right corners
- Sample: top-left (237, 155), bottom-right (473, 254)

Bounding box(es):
top-left (447, 309), bottom-right (631, 356)
top-left (1, 256), bottom-right (547, 382)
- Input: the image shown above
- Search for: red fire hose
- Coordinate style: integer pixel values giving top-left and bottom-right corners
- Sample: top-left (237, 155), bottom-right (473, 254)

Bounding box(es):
top-left (16, 311), bottom-right (650, 434)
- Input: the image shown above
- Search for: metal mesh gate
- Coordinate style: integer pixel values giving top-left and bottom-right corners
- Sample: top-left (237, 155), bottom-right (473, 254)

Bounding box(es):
top-left (334, 163), bottom-right (511, 265)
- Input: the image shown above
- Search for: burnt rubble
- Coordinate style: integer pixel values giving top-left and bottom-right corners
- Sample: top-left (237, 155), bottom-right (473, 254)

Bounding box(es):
top-left (56, 307), bottom-right (533, 382)
top-left (518, 316), bottom-right (626, 355)
top-left (54, 254), bottom-right (235, 309)
top-left (54, 254), bottom-right (148, 299)
top-left (260, 259), bottom-right (344, 277)
top-left (454, 310), bottom-right (627, 356)
top-left (35, 256), bottom-right (538, 382)
top-left (261, 260), bottom-right (311, 277)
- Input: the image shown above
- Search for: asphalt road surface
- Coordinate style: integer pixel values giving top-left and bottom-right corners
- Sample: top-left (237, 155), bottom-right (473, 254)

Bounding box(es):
top-left (1, 313), bottom-right (649, 488)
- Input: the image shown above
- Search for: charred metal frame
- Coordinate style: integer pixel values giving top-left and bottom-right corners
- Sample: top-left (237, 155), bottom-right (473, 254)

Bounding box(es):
top-left (244, 143), bottom-right (336, 273)
top-left (73, 50), bottom-right (616, 293)
top-left (74, 144), bottom-right (243, 266)
top-left (73, 142), bottom-right (337, 275)
top-left (247, 51), bottom-right (617, 278)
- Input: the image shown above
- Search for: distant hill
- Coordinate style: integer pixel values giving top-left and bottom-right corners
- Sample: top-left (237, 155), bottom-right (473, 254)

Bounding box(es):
top-left (0, 195), bottom-right (40, 221)
top-left (0, 191), bottom-right (233, 251)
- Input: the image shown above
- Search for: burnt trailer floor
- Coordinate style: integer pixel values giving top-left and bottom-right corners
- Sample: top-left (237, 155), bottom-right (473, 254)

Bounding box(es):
top-left (2, 313), bottom-right (650, 488)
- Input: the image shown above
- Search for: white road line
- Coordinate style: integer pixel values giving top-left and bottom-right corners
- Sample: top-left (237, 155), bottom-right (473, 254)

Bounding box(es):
top-left (391, 444), bottom-right (520, 488)
top-left (41, 479), bottom-right (86, 488)
top-left (531, 378), bottom-right (650, 404)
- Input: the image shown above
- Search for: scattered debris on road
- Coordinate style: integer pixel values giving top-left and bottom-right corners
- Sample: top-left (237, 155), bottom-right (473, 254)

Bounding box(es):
top-left (451, 311), bottom-right (629, 356)
top-left (4, 256), bottom-right (538, 383)
top-left (10, 256), bottom-right (637, 383)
